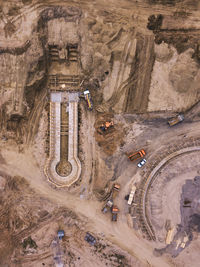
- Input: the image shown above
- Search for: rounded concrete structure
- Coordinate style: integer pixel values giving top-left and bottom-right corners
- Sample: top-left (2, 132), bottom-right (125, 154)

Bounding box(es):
top-left (44, 94), bottom-right (81, 187)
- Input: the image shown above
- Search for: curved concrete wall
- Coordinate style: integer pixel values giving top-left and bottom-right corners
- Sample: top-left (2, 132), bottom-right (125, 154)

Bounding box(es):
top-left (44, 96), bottom-right (81, 187)
top-left (140, 146), bottom-right (200, 240)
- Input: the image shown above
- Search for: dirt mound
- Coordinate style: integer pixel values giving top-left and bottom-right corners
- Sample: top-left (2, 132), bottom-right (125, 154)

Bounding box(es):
top-left (94, 113), bottom-right (124, 155)
top-left (169, 48), bottom-right (199, 93)
top-left (154, 42), bottom-right (174, 62)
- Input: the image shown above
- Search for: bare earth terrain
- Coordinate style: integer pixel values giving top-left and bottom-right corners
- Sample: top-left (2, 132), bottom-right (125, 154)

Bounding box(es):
top-left (1, 0), bottom-right (200, 266)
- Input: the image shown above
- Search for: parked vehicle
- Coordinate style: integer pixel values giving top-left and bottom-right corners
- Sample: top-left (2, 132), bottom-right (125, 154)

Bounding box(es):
top-left (111, 206), bottom-right (119, 221)
top-left (137, 158), bottom-right (146, 168)
top-left (57, 230), bottom-right (65, 240)
top-left (102, 199), bottom-right (113, 213)
top-left (127, 185), bottom-right (136, 205)
top-left (84, 232), bottom-right (96, 245)
top-left (168, 113), bottom-right (184, 127)
top-left (84, 90), bottom-right (93, 110)
top-left (111, 184), bottom-right (120, 200)
top-left (128, 149), bottom-right (145, 161)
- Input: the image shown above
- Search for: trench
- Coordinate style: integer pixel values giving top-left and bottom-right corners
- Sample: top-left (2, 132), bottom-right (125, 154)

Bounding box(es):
top-left (56, 102), bottom-right (72, 176)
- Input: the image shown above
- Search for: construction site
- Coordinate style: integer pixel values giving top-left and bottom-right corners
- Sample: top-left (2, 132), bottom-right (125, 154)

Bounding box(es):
top-left (1, 0), bottom-right (200, 266)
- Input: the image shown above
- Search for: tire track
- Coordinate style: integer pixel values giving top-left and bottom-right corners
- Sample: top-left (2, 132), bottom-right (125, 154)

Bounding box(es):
top-left (125, 34), bottom-right (155, 113)
top-left (25, 89), bottom-right (47, 145)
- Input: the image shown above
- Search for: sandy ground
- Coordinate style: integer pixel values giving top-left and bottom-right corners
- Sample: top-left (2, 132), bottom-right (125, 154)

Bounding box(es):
top-left (148, 152), bottom-right (200, 244)
top-left (2, 112), bottom-right (200, 266)
top-left (0, 0), bottom-right (200, 266)
top-left (0, 144), bottom-right (171, 267)
top-left (148, 47), bottom-right (200, 112)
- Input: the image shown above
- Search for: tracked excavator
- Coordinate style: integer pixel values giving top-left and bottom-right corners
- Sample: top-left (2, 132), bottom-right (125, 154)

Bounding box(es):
top-left (99, 121), bottom-right (114, 132)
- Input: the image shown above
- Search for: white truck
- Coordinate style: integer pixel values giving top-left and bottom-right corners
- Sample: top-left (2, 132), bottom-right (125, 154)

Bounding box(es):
top-left (128, 185), bottom-right (136, 205)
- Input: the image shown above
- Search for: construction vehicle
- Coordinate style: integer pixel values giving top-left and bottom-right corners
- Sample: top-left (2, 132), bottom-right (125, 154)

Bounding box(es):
top-left (127, 185), bottom-right (136, 205)
top-left (111, 184), bottom-right (120, 200)
top-left (180, 235), bottom-right (188, 248)
top-left (111, 206), bottom-right (119, 221)
top-left (128, 149), bottom-right (145, 161)
top-left (102, 199), bottom-right (113, 213)
top-left (165, 227), bottom-right (175, 245)
top-left (99, 121), bottom-right (114, 132)
top-left (84, 90), bottom-right (93, 111)
top-left (51, 236), bottom-right (64, 267)
top-left (168, 113), bottom-right (184, 127)
top-left (57, 230), bottom-right (65, 240)
top-left (84, 232), bottom-right (96, 246)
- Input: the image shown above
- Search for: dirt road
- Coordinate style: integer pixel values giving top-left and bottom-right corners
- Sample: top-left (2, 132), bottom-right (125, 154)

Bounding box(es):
top-left (0, 146), bottom-right (171, 267)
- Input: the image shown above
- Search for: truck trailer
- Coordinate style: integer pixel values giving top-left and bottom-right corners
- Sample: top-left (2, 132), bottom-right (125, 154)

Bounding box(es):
top-left (111, 184), bottom-right (120, 200)
top-left (127, 185), bottom-right (136, 205)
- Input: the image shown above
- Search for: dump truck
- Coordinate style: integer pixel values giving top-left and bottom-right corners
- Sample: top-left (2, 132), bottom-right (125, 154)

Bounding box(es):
top-left (111, 206), bottom-right (119, 221)
top-left (127, 185), bottom-right (136, 205)
top-left (84, 90), bottom-right (93, 110)
top-left (111, 184), bottom-right (120, 200)
top-left (102, 199), bottom-right (113, 213)
top-left (168, 113), bottom-right (184, 127)
top-left (128, 149), bottom-right (145, 161)
top-left (99, 121), bottom-right (114, 132)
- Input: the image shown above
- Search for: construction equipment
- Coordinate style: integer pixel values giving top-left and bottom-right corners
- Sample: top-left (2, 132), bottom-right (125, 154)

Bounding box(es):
top-left (127, 185), bottom-right (136, 205)
top-left (128, 149), bottom-right (145, 161)
top-left (102, 199), bottom-right (113, 213)
top-left (99, 121), bottom-right (114, 132)
top-left (111, 206), bottom-right (119, 221)
top-left (168, 113), bottom-right (184, 127)
top-left (84, 232), bottom-right (96, 246)
top-left (51, 237), bottom-right (64, 267)
top-left (84, 90), bottom-right (93, 111)
top-left (111, 184), bottom-right (120, 200)
top-left (165, 227), bottom-right (175, 245)
top-left (101, 184), bottom-right (120, 221)
top-left (57, 230), bottom-right (65, 240)
top-left (180, 235), bottom-right (189, 248)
